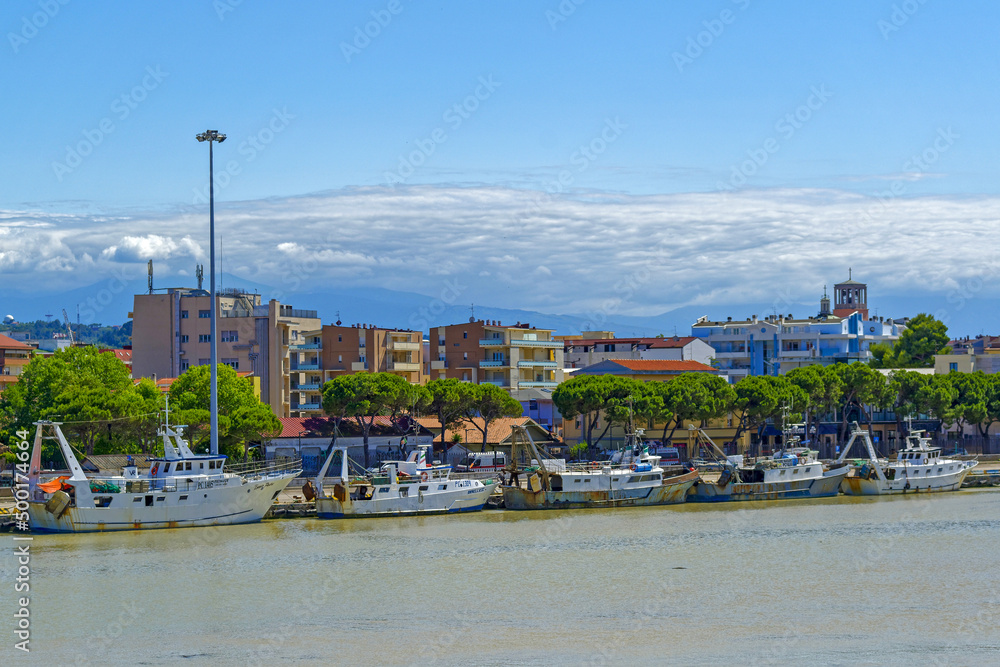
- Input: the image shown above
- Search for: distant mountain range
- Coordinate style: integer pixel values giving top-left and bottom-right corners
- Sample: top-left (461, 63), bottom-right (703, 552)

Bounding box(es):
top-left (3, 274), bottom-right (997, 339)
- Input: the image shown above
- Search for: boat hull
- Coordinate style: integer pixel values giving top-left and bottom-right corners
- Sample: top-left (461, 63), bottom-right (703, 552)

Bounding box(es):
top-left (315, 481), bottom-right (497, 518)
top-left (688, 467), bottom-right (848, 503)
top-left (840, 466), bottom-right (973, 495)
top-left (502, 470), bottom-right (698, 510)
top-left (27, 472), bottom-right (298, 533)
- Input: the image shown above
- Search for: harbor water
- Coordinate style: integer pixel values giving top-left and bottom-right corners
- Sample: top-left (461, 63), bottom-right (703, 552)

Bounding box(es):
top-left (9, 490), bottom-right (1000, 665)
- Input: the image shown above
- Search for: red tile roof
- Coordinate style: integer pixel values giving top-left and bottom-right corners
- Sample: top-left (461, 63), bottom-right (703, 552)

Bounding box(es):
top-left (0, 333), bottom-right (32, 350)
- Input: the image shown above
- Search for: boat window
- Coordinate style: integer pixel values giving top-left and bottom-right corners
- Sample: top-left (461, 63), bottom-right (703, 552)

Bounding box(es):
top-left (584, 478), bottom-right (591, 483)
top-left (419, 486), bottom-right (428, 491)
top-left (133, 497), bottom-right (142, 502)
top-left (780, 470), bottom-right (786, 476)
top-left (628, 476), bottom-right (639, 483)
top-left (145, 496), bottom-right (154, 506)
top-left (156, 496), bottom-right (165, 502)
top-left (805, 468), bottom-right (812, 473)
top-left (574, 479), bottom-right (582, 483)
top-left (179, 495), bottom-right (188, 500)
top-left (438, 485), bottom-right (446, 490)
top-left (199, 462), bottom-right (204, 469)
top-left (378, 487), bottom-right (388, 493)
top-left (186, 462), bottom-right (192, 471)
top-left (938, 468), bottom-right (943, 473)
top-left (93, 496), bottom-right (112, 508)
top-left (793, 469), bottom-right (799, 474)
top-left (612, 478), bottom-right (619, 482)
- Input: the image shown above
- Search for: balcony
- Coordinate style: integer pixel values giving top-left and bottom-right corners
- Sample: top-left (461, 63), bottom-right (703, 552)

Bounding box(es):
top-left (479, 338), bottom-right (506, 347)
top-left (431, 360), bottom-right (447, 370)
top-left (479, 359), bottom-right (508, 368)
top-left (778, 349), bottom-right (815, 358)
top-left (518, 381), bottom-right (559, 388)
top-left (289, 343), bottom-right (321, 351)
top-left (351, 362), bottom-right (368, 371)
top-left (389, 340), bottom-right (420, 351)
top-left (713, 351), bottom-right (748, 359)
top-left (517, 360), bottom-right (557, 368)
top-left (481, 380), bottom-right (509, 387)
top-left (294, 383), bottom-right (321, 391)
top-left (297, 402), bottom-right (322, 411)
top-left (509, 339), bottom-right (561, 348)
top-left (295, 364), bottom-right (320, 371)
top-left (389, 362), bottom-right (421, 372)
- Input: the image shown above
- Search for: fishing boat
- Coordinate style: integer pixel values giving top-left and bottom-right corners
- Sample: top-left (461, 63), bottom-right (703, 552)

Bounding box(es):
top-left (501, 426), bottom-right (698, 510)
top-left (687, 426), bottom-right (848, 503)
top-left (312, 444), bottom-right (498, 518)
top-left (26, 420), bottom-right (301, 532)
top-left (837, 421), bottom-right (976, 495)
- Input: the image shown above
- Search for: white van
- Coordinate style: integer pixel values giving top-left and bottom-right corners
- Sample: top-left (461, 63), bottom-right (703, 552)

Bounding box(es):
top-left (455, 451), bottom-right (507, 472)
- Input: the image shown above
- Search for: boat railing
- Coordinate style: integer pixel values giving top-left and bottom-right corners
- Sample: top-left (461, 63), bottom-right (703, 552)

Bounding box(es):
top-left (227, 457), bottom-right (303, 480)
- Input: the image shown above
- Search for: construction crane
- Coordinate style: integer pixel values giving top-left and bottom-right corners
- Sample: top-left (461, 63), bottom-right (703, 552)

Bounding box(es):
top-left (61, 309), bottom-right (75, 346)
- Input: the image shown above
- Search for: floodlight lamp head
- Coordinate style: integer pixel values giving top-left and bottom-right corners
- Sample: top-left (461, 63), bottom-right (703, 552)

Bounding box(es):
top-left (196, 134), bottom-right (207, 142)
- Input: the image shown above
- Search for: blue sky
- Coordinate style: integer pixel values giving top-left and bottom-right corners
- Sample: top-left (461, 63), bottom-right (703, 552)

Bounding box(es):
top-left (3, 1), bottom-right (1000, 326)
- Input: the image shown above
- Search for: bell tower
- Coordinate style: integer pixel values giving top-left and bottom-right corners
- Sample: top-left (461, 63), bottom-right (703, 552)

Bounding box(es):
top-left (818, 286), bottom-right (831, 317)
top-left (832, 269), bottom-right (868, 319)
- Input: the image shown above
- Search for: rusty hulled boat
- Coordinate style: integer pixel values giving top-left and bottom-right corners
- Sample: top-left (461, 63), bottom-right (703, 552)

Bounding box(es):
top-left (501, 425), bottom-right (698, 510)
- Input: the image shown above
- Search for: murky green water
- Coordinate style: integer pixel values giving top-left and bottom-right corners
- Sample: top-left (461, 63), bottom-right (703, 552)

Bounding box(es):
top-left (6, 491), bottom-right (1000, 665)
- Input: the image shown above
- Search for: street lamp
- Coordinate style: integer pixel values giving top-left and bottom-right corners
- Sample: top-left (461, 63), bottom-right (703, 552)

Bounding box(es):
top-left (196, 129), bottom-right (226, 456)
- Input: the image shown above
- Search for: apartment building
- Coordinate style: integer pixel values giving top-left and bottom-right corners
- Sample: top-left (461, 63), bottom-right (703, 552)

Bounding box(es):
top-left (318, 323), bottom-right (424, 384)
top-left (563, 334), bottom-right (715, 369)
top-left (0, 333), bottom-right (32, 393)
top-left (691, 276), bottom-right (904, 380)
top-left (428, 319), bottom-right (564, 390)
top-left (131, 287), bottom-right (320, 418)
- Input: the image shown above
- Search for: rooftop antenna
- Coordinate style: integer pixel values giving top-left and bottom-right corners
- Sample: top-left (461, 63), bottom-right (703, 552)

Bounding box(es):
top-left (335, 310), bottom-right (342, 326)
top-left (849, 267), bottom-right (852, 280)
top-left (196, 264), bottom-right (204, 291)
top-left (148, 259), bottom-right (153, 294)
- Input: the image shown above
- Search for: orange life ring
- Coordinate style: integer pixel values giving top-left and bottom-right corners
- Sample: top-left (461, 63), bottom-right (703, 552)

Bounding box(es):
top-left (420, 472), bottom-right (429, 482)
top-left (150, 464), bottom-right (158, 476)
top-left (629, 463), bottom-right (636, 471)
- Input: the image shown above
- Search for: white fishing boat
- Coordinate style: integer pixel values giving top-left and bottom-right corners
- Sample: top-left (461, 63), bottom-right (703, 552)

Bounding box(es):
top-left (26, 420), bottom-right (301, 532)
top-left (313, 444), bottom-right (498, 518)
top-left (688, 427), bottom-right (847, 503)
top-left (837, 421), bottom-right (976, 495)
top-left (502, 426), bottom-right (698, 510)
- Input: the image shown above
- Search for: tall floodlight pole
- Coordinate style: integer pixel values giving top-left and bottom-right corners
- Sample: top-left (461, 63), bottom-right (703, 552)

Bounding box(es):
top-left (196, 129), bottom-right (226, 456)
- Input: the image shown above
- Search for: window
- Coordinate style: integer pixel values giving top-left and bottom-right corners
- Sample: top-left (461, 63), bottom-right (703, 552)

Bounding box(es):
top-left (221, 330), bottom-right (238, 342)
top-left (419, 485), bottom-right (429, 491)
top-left (181, 310), bottom-right (189, 318)
top-left (463, 331), bottom-right (468, 339)
top-left (199, 334), bottom-right (211, 343)
top-left (199, 310), bottom-right (210, 318)
top-left (338, 355), bottom-right (342, 362)
top-left (949, 362), bottom-right (958, 372)
top-left (180, 335), bottom-right (189, 343)
top-left (463, 352), bottom-right (468, 360)
top-left (338, 335), bottom-right (342, 342)
top-left (438, 485), bottom-right (447, 490)
top-left (222, 358), bottom-right (239, 370)
top-left (179, 360), bottom-right (189, 371)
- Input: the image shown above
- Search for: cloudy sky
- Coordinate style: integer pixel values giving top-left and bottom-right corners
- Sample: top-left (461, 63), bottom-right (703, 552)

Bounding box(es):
top-left (3, 1), bottom-right (999, 319)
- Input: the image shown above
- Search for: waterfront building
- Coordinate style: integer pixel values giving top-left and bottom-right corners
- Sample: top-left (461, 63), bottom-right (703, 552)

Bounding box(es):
top-left (563, 334), bottom-right (715, 369)
top-left (131, 287), bottom-right (320, 418)
top-left (317, 322), bottom-right (424, 386)
top-left (427, 320), bottom-right (564, 390)
top-left (509, 387), bottom-right (562, 435)
top-left (572, 359), bottom-right (717, 381)
top-left (691, 276), bottom-right (904, 380)
top-left (99, 347), bottom-right (133, 376)
top-left (0, 333), bottom-right (32, 393)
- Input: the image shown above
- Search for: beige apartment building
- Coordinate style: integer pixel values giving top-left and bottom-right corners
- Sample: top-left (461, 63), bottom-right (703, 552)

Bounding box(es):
top-left (428, 320), bottom-right (563, 390)
top-left (131, 288), bottom-right (320, 418)
top-left (317, 323), bottom-right (424, 386)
